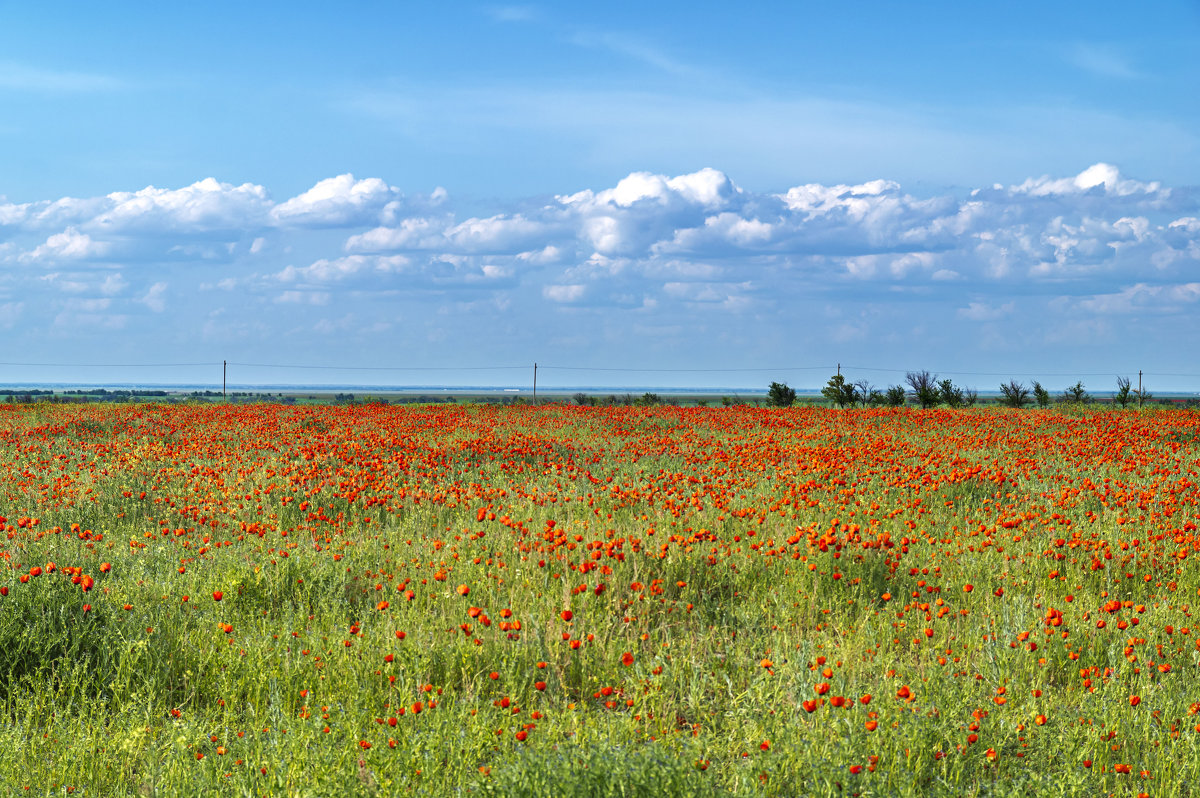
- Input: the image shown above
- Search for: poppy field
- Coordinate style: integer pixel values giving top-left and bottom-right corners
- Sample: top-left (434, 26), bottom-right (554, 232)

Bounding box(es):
top-left (2, 401), bottom-right (1200, 796)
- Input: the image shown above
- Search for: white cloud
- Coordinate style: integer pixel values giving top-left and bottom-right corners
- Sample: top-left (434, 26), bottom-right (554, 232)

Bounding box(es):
top-left (276, 254), bottom-right (410, 283)
top-left (100, 273), bottom-right (128, 295)
top-left (0, 61), bottom-right (123, 92)
top-left (0, 301), bottom-right (23, 329)
top-left (1007, 163), bottom-right (1162, 198)
top-left (22, 227), bottom-right (108, 262)
top-left (1076, 282), bottom-right (1200, 315)
top-left (1064, 44), bottom-right (1141, 80)
top-left (272, 174), bottom-right (396, 227)
top-left (275, 290), bottom-right (332, 305)
top-left (91, 178), bottom-right (274, 233)
top-left (2, 164), bottom-right (1199, 363)
top-left (956, 301), bottom-right (1015, 322)
top-left (139, 282), bottom-right (167, 312)
top-left (543, 284), bottom-right (586, 302)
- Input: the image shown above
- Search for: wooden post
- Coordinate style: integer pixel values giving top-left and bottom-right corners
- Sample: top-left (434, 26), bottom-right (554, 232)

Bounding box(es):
top-left (223, 360), bottom-right (226, 399)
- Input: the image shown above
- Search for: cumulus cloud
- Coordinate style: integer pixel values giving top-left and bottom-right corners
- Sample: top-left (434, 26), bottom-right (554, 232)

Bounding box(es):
top-left (3, 163), bottom-right (1199, 359)
top-left (91, 178), bottom-right (273, 234)
top-left (1007, 163), bottom-right (1162, 198)
top-left (139, 282), bottom-right (167, 312)
top-left (543, 284), bottom-right (586, 302)
top-left (957, 301), bottom-right (1015, 322)
top-left (22, 227), bottom-right (109, 262)
top-left (271, 174), bottom-right (397, 227)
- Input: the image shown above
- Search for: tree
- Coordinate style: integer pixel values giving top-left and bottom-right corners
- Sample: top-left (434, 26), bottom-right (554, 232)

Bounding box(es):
top-left (962, 387), bottom-right (978, 407)
top-left (1133, 383), bottom-right (1153, 407)
top-left (637, 392), bottom-right (661, 406)
top-left (1114, 377), bottom-right (1132, 409)
top-left (937, 378), bottom-right (964, 409)
top-left (905, 371), bottom-right (940, 409)
top-left (999, 380), bottom-right (1030, 408)
top-left (1031, 381), bottom-right (1050, 408)
top-left (853, 380), bottom-right (875, 408)
top-left (884, 385), bottom-right (906, 407)
top-left (766, 381), bottom-right (797, 408)
top-left (821, 374), bottom-right (858, 408)
top-left (1060, 381), bottom-right (1091, 404)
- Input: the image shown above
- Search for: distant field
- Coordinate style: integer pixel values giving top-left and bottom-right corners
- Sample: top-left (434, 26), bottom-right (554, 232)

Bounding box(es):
top-left (1, 403), bottom-right (1199, 796)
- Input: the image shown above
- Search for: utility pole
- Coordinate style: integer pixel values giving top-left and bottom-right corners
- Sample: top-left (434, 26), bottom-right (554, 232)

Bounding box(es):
top-left (533, 362), bottom-right (537, 406)
top-left (223, 360), bottom-right (226, 399)
top-left (1138, 369), bottom-right (1143, 408)
top-left (837, 363), bottom-right (840, 377)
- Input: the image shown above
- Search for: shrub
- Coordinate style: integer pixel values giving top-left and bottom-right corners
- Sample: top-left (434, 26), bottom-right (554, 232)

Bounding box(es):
top-left (1031, 381), bottom-right (1050, 408)
top-left (1060, 381), bottom-right (1091, 404)
top-left (937, 378), bottom-right (964, 409)
top-left (905, 371), bottom-right (940, 409)
top-left (766, 381), bottom-right (797, 408)
top-left (999, 380), bottom-right (1030, 408)
top-left (821, 374), bottom-right (857, 408)
top-left (884, 385), bottom-right (906, 407)
top-left (1114, 377), bottom-right (1132, 409)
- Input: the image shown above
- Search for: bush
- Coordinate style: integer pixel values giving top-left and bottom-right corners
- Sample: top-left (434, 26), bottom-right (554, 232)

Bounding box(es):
top-left (1114, 377), bottom-right (1132, 409)
top-left (1031, 381), bottom-right (1050, 408)
top-left (766, 381), bottom-right (797, 408)
top-left (821, 375), bottom-right (857, 408)
top-left (999, 380), bottom-right (1030, 408)
top-left (1060, 381), bottom-right (1091, 404)
top-left (905, 371), bottom-right (940, 409)
top-left (884, 385), bottom-right (906, 407)
top-left (938, 378), bottom-right (964, 408)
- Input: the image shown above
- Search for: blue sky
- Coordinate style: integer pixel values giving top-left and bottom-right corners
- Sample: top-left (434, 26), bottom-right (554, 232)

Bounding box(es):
top-left (1, 2), bottom-right (1198, 391)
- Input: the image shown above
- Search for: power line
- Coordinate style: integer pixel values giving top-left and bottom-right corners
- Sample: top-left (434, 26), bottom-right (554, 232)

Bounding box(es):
top-left (0, 361), bottom-right (219, 368)
top-left (226, 362), bottom-right (527, 371)
top-left (840, 365), bottom-right (1136, 378)
top-left (1, 358), bottom-right (1198, 380)
top-left (538, 365), bottom-right (836, 373)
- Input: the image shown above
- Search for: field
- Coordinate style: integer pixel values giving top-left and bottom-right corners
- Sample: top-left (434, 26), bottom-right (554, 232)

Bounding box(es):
top-left (1, 402), bottom-right (1199, 797)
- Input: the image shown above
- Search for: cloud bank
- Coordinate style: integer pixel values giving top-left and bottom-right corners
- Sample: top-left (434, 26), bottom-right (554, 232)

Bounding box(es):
top-left (2, 164), bottom-right (1198, 385)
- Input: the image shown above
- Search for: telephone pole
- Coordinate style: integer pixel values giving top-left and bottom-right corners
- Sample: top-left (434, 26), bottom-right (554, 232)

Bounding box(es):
top-left (1138, 369), bottom-right (1143, 408)
top-left (533, 362), bottom-right (537, 406)
top-left (223, 360), bottom-right (226, 399)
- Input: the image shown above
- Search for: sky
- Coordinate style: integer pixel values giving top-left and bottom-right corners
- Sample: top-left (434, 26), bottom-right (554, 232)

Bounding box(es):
top-left (1, 1), bottom-right (1198, 391)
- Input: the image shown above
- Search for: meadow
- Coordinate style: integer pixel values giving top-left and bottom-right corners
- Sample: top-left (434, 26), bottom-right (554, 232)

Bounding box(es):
top-left (0, 401), bottom-right (1198, 797)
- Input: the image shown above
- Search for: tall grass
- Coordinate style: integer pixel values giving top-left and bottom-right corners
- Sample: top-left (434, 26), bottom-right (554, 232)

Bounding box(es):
top-left (0, 401), bottom-right (1197, 795)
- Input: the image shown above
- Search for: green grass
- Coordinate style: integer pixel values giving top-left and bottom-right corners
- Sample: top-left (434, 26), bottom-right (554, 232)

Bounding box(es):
top-left (0, 402), bottom-right (1198, 795)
